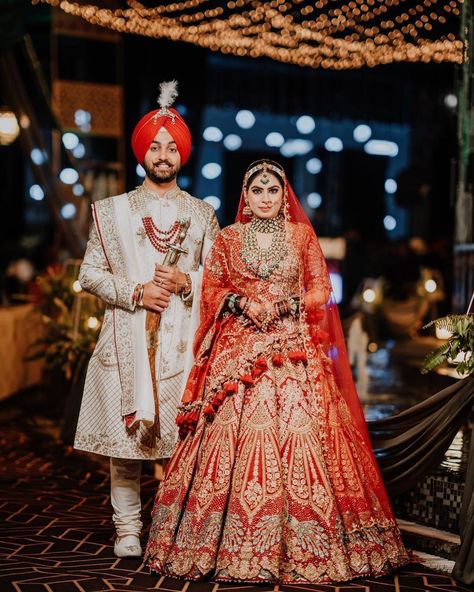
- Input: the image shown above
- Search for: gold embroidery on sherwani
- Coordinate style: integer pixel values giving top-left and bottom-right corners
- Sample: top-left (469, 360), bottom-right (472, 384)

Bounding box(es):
top-left (91, 198), bottom-right (136, 416)
top-left (75, 189), bottom-right (219, 460)
top-left (146, 222), bottom-right (408, 582)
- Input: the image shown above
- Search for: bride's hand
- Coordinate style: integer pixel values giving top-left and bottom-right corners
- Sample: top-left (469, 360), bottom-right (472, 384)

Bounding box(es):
top-left (244, 300), bottom-right (264, 328)
top-left (260, 302), bottom-right (278, 323)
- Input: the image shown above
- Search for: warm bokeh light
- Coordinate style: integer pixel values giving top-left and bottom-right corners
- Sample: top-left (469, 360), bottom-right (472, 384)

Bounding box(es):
top-left (32, 0), bottom-right (464, 70)
top-left (363, 288), bottom-right (377, 303)
top-left (0, 109), bottom-right (20, 146)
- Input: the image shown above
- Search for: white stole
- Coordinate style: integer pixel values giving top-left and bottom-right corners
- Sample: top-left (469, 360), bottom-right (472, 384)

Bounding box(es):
top-left (112, 194), bottom-right (202, 428)
top-left (113, 195), bottom-right (155, 426)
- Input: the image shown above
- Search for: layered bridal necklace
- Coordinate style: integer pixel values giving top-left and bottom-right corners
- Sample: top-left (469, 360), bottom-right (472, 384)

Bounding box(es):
top-left (132, 184), bottom-right (188, 253)
top-left (241, 215), bottom-right (288, 280)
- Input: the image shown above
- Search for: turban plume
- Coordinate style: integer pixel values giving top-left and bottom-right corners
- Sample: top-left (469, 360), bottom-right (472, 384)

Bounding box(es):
top-left (131, 108), bottom-right (192, 166)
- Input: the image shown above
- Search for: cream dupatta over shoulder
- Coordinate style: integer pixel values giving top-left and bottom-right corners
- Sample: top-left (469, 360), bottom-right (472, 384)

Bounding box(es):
top-left (74, 186), bottom-right (219, 459)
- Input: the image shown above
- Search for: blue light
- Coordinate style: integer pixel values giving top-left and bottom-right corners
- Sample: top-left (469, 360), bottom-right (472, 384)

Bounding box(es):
top-left (364, 140), bottom-right (399, 157)
top-left (59, 168), bottom-right (79, 185)
top-left (201, 163), bottom-right (222, 180)
top-left (203, 126), bottom-right (223, 142)
top-left (235, 110), bottom-right (255, 129)
top-left (324, 137), bottom-right (343, 152)
top-left (265, 132), bottom-right (285, 148)
top-left (353, 124), bottom-right (372, 143)
top-left (307, 192), bottom-right (322, 209)
top-left (72, 184), bottom-right (84, 196)
top-left (296, 115), bottom-right (316, 134)
top-left (62, 132), bottom-right (80, 150)
top-left (223, 134), bottom-right (242, 151)
top-left (74, 110), bottom-right (91, 126)
top-left (30, 148), bottom-right (47, 165)
top-left (74, 110), bottom-right (91, 132)
top-left (72, 143), bottom-right (85, 158)
top-left (385, 179), bottom-right (397, 194)
top-left (29, 184), bottom-right (44, 201)
top-left (306, 158), bottom-right (322, 174)
top-left (61, 203), bottom-right (77, 219)
top-left (384, 215), bottom-right (397, 231)
top-left (281, 139), bottom-right (313, 157)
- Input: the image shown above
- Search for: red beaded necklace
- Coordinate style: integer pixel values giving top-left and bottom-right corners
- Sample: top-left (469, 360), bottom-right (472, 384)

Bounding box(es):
top-left (142, 217), bottom-right (181, 253)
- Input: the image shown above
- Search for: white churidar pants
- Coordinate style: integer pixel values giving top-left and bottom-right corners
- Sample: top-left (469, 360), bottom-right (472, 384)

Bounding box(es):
top-left (110, 457), bottom-right (142, 537)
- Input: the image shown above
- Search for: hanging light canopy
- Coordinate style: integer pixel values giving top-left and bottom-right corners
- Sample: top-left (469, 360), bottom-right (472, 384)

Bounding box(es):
top-left (32, 0), bottom-right (465, 69)
top-left (0, 107), bottom-right (20, 146)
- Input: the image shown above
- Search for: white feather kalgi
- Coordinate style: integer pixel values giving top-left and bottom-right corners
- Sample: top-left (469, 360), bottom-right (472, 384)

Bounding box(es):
top-left (157, 80), bottom-right (179, 108)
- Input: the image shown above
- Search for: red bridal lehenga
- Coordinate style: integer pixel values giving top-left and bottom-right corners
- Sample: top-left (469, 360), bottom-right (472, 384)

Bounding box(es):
top-left (146, 169), bottom-right (409, 584)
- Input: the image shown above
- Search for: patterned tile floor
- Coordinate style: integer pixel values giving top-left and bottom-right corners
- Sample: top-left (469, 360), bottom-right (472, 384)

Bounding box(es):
top-left (0, 388), bottom-right (471, 592)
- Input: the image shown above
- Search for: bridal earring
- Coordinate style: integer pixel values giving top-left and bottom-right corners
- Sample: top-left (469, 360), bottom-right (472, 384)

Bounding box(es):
top-left (243, 194), bottom-right (252, 217)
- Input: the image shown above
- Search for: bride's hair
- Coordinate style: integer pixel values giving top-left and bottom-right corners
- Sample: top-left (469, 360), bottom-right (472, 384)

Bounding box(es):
top-left (245, 159), bottom-right (285, 190)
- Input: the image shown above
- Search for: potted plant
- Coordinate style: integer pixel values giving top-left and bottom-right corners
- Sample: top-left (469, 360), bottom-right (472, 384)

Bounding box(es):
top-left (422, 314), bottom-right (473, 377)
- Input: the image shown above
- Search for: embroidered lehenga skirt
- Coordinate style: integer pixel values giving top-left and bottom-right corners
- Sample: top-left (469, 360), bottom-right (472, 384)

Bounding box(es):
top-left (146, 223), bottom-right (408, 583)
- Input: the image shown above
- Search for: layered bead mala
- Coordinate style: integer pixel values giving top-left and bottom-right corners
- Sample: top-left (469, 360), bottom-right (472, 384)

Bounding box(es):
top-left (132, 184), bottom-right (188, 254)
top-left (142, 217), bottom-right (181, 254)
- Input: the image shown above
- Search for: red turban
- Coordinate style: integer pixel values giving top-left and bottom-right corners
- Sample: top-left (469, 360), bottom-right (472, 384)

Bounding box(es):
top-left (131, 108), bottom-right (192, 166)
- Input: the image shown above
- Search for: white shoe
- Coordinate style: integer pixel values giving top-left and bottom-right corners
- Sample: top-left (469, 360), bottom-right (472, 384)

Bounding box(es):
top-left (114, 534), bottom-right (142, 558)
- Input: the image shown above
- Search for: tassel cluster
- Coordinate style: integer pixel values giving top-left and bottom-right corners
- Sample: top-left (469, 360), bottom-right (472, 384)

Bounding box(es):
top-left (176, 349), bottom-right (309, 437)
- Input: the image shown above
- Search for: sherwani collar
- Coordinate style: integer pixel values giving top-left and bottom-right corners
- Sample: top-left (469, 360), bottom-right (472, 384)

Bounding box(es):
top-left (140, 183), bottom-right (181, 202)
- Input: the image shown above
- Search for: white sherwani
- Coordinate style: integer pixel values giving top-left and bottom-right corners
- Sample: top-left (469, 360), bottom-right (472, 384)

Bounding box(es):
top-left (74, 185), bottom-right (219, 460)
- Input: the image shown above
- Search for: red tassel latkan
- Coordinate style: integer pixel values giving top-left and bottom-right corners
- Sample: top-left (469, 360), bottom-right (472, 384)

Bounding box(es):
top-left (288, 350), bottom-right (308, 364)
top-left (203, 404), bottom-right (215, 420)
top-left (272, 353), bottom-right (284, 366)
top-left (224, 381), bottom-right (238, 394)
top-left (240, 373), bottom-right (254, 386)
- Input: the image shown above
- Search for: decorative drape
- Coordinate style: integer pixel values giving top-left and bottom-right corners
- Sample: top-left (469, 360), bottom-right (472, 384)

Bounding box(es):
top-left (368, 376), bottom-right (474, 585)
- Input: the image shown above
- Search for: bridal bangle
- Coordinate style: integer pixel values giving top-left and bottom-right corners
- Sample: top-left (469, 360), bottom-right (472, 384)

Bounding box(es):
top-left (274, 296), bottom-right (299, 317)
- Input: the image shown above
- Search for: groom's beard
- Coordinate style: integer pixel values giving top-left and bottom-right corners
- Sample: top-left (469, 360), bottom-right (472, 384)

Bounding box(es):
top-left (144, 160), bottom-right (180, 184)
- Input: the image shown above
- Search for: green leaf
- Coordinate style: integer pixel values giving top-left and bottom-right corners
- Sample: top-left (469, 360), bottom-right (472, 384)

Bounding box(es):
top-left (421, 342), bottom-right (451, 374)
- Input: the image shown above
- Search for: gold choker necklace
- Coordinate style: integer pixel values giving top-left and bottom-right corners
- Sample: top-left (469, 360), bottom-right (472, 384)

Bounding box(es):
top-left (241, 215), bottom-right (287, 280)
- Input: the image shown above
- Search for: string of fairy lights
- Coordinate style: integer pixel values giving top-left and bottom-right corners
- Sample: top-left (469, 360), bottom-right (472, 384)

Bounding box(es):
top-left (33, 0), bottom-right (465, 69)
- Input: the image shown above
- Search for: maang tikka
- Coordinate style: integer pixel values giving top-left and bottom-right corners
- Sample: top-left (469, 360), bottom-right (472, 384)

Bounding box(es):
top-left (242, 161), bottom-right (285, 217)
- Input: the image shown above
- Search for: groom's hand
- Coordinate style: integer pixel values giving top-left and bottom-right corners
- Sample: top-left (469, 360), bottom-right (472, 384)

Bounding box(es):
top-left (141, 280), bottom-right (171, 313)
top-left (154, 264), bottom-right (187, 294)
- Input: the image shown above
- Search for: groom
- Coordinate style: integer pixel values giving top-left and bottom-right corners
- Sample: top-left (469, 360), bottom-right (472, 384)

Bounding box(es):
top-left (74, 82), bottom-right (219, 557)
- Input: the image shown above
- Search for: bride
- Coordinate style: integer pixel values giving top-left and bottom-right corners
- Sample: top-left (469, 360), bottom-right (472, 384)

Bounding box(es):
top-left (145, 159), bottom-right (408, 584)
